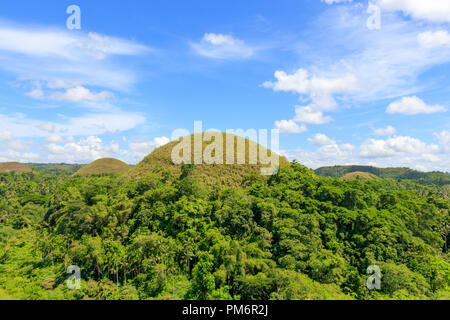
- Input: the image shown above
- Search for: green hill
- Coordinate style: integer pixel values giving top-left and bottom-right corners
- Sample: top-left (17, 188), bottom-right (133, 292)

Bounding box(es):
top-left (315, 165), bottom-right (450, 186)
top-left (341, 171), bottom-right (379, 181)
top-left (128, 132), bottom-right (290, 186)
top-left (73, 158), bottom-right (130, 176)
top-left (27, 163), bottom-right (83, 175)
top-left (0, 162), bottom-right (32, 173)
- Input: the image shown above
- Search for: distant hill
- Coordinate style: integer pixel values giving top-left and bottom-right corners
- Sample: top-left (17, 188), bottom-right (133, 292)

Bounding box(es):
top-left (73, 158), bottom-right (131, 176)
top-left (0, 162), bottom-right (32, 173)
top-left (315, 165), bottom-right (450, 186)
top-left (341, 171), bottom-right (379, 181)
top-left (128, 132), bottom-right (290, 186)
top-left (28, 163), bottom-right (83, 174)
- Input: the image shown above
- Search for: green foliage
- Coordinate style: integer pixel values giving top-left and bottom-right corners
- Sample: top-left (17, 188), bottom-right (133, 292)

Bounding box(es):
top-left (316, 165), bottom-right (450, 187)
top-left (0, 158), bottom-right (448, 300)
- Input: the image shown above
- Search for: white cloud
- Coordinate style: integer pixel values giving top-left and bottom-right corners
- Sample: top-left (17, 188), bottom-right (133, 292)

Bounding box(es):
top-left (0, 111), bottom-right (146, 138)
top-left (274, 120), bottom-right (307, 133)
top-left (263, 68), bottom-right (355, 129)
top-left (434, 130), bottom-right (450, 149)
top-left (26, 88), bottom-right (44, 99)
top-left (51, 86), bottom-right (113, 102)
top-left (263, 68), bottom-right (357, 110)
top-left (282, 133), bottom-right (449, 172)
top-left (0, 23), bottom-right (150, 92)
top-left (0, 150), bottom-right (39, 163)
top-left (45, 134), bottom-right (64, 143)
top-left (278, 5), bottom-right (450, 110)
top-left (308, 133), bottom-right (335, 146)
top-left (25, 81), bottom-right (44, 99)
top-left (7, 139), bottom-right (33, 151)
top-left (38, 122), bottom-right (55, 133)
top-left (374, 125), bottom-right (396, 136)
top-left (294, 105), bottom-right (333, 124)
top-left (0, 131), bottom-right (13, 141)
top-left (46, 79), bottom-right (76, 89)
top-left (386, 96), bottom-right (447, 115)
top-left (360, 136), bottom-right (439, 158)
top-left (375, 0), bottom-right (450, 23)
top-left (45, 136), bottom-right (122, 163)
top-left (190, 33), bottom-right (254, 60)
top-left (125, 136), bottom-right (170, 163)
top-left (418, 30), bottom-right (450, 49)
top-left (340, 143), bottom-right (356, 151)
top-left (0, 26), bottom-right (149, 61)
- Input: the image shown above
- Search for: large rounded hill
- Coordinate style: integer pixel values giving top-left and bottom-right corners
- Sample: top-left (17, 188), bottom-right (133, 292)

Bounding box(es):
top-left (341, 171), bottom-right (379, 181)
top-left (73, 158), bottom-right (131, 176)
top-left (0, 162), bottom-right (32, 173)
top-left (128, 132), bottom-right (290, 186)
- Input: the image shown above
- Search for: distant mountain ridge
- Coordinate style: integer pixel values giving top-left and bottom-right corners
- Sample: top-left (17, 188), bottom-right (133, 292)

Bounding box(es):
top-left (315, 165), bottom-right (450, 186)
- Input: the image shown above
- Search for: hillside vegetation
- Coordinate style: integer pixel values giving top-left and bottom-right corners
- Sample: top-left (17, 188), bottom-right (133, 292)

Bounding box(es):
top-left (0, 162), bottom-right (32, 173)
top-left (0, 156), bottom-right (448, 300)
top-left (74, 158), bottom-right (130, 176)
top-left (316, 165), bottom-right (450, 186)
top-left (341, 172), bottom-right (379, 181)
top-left (129, 132), bottom-right (290, 186)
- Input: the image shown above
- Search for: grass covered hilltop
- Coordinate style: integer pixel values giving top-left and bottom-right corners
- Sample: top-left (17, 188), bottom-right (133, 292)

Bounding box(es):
top-left (0, 133), bottom-right (449, 300)
top-left (0, 162), bottom-right (32, 173)
top-left (73, 158), bottom-right (131, 176)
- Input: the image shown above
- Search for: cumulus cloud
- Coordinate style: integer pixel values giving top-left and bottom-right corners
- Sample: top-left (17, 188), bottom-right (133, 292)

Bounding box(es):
top-left (434, 130), bottom-right (450, 149)
top-left (386, 96), bottom-right (447, 115)
top-left (45, 134), bottom-right (65, 143)
top-left (282, 132), bottom-right (449, 172)
top-left (360, 136), bottom-right (439, 158)
top-left (308, 133), bottom-right (335, 146)
top-left (418, 30), bottom-right (450, 49)
top-left (45, 136), bottom-right (122, 163)
top-left (0, 150), bottom-right (39, 163)
top-left (274, 120), bottom-right (307, 134)
top-left (374, 125), bottom-right (396, 136)
top-left (340, 143), bottom-right (356, 151)
top-left (263, 68), bottom-right (354, 131)
top-left (51, 86), bottom-right (113, 102)
top-left (306, 133), bottom-right (357, 157)
top-left (125, 136), bottom-right (170, 163)
top-left (263, 68), bottom-right (357, 110)
top-left (0, 131), bottom-right (13, 141)
top-left (375, 0), bottom-right (450, 23)
top-left (38, 122), bottom-right (55, 133)
top-left (190, 33), bottom-right (254, 60)
top-left (7, 139), bottom-right (33, 151)
top-left (26, 88), bottom-right (44, 99)
top-left (294, 106), bottom-right (333, 124)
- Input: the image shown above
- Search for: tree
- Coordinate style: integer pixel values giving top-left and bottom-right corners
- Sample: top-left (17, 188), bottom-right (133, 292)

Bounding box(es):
top-left (187, 252), bottom-right (215, 300)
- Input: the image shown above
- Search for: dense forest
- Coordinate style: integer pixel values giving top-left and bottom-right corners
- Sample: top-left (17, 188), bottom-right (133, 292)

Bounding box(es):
top-left (0, 159), bottom-right (449, 300)
top-left (315, 165), bottom-right (450, 187)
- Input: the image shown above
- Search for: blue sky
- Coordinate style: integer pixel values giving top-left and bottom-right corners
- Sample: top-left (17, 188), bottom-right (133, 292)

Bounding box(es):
top-left (0, 0), bottom-right (449, 171)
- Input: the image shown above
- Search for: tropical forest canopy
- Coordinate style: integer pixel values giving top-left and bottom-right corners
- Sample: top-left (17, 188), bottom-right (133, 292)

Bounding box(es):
top-left (0, 140), bottom-right (449, 300)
